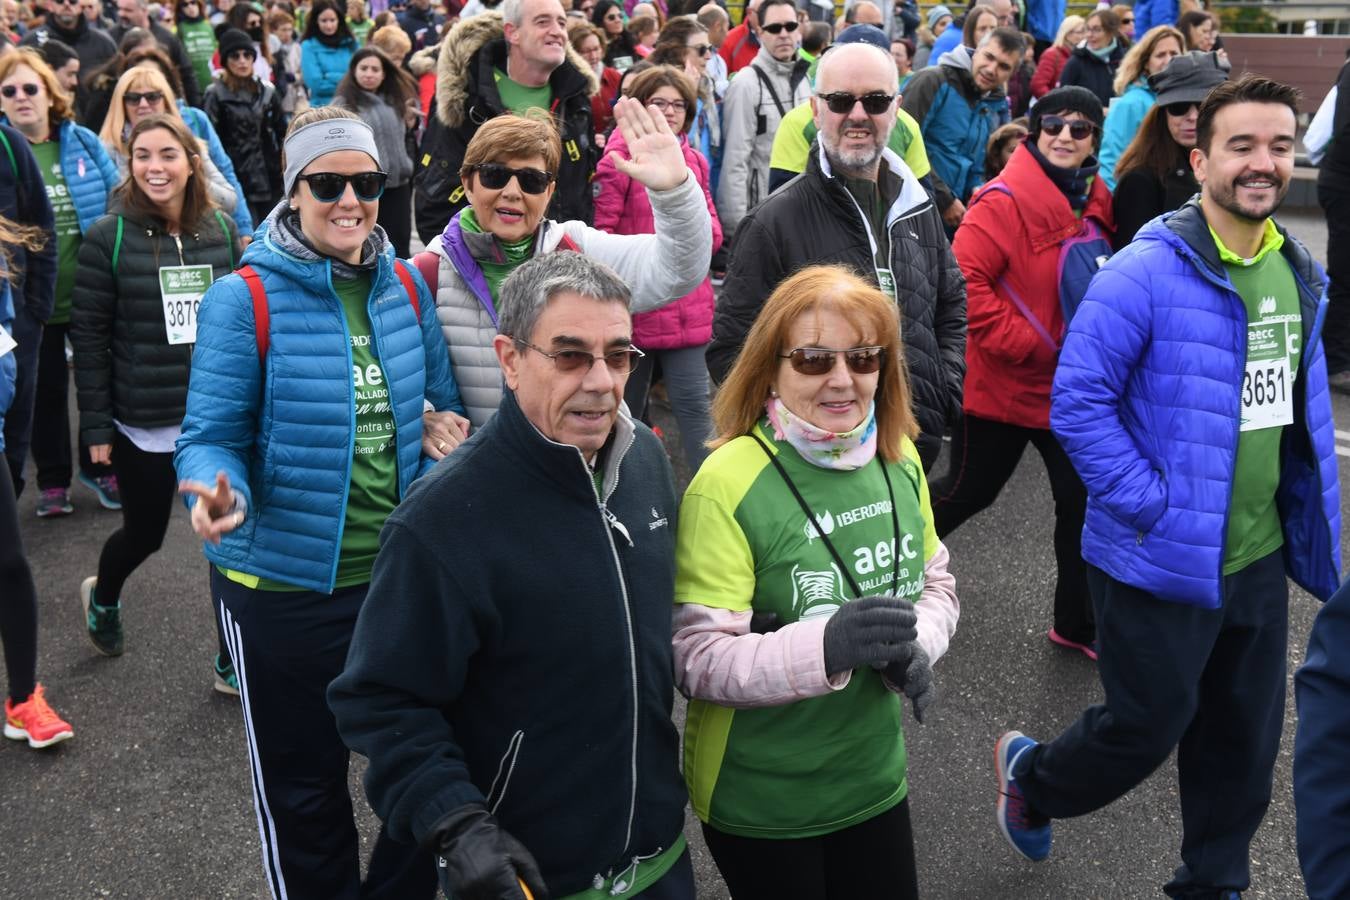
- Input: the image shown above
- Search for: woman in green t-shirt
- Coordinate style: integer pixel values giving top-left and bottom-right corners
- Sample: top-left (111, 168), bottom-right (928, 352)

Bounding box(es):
top-left (175, 0), bottom-right (219, 89)
top-left (671, 266), bottom-right (960, 899)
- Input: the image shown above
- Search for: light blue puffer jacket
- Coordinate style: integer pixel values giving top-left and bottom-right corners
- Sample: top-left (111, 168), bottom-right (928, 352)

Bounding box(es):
top-left (1051, 201), bottom-right (1341, 608)
top-left (55, 120), bottom-right (121, 234)
top-left (1098, 81), bottom-right (1154, 192)
top-left (300, 37), bottom-right (357, 107)
top-left (174, 222), bottom-right (463, 593)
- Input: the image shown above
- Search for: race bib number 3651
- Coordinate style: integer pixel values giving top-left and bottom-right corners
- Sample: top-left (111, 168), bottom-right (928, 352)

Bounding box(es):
top-left (160, 264), bottom-right (213, 345)
top-left (1240, 315), bottom-right (1298, 432)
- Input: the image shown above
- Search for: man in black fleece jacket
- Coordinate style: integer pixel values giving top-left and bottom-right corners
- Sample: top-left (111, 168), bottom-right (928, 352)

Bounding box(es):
top-left (330, 252), bottom-right (693, 900)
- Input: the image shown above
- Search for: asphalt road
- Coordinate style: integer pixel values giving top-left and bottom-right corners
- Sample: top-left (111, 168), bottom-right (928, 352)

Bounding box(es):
top-left (1, 210), bottom-right (1337, 899)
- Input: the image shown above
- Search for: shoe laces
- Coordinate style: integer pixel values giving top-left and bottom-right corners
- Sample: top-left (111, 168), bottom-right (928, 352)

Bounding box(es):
top-left (1000, 783), bottom-right (1048, 830)
top-left (16, 686), bottom-right (63, 728)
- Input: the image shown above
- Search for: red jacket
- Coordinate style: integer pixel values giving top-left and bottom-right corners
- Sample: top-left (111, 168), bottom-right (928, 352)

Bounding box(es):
top-left (593, 130), bottom-right (722, 350)
top-left (718, 23), bottom-right (759, 74)
top-left (1031, 45), bottom-right (1071, 98)
top-left (951, 142), bottom-right (1114, 429)
top-left (590, 66), bottom-right (623, 137)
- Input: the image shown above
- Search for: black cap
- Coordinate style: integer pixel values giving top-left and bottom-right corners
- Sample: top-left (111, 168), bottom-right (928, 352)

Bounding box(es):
top-left (1031, 85), bottom-right (1105, 135)
top-left (1149, 50), bottom-right (1230, 107)
top-left (217, 28), bottom-right (256, 62)
top-left (834, 24), bottom-right (890, 50)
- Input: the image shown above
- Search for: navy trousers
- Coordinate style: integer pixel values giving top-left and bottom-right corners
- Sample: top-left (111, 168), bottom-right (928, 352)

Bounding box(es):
top-left (1018, 551), bottom-right (1288, 898)
top-left (213, 569), bottom-right (436, 900)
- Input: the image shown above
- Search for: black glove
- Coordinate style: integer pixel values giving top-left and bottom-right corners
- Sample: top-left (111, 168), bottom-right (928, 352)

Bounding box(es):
top-left (882, 642), bottom-right (936, 723)
top-left (432, 804), bottom-right (548, 900)
top-left (822, 595), bottom-right (918, 677)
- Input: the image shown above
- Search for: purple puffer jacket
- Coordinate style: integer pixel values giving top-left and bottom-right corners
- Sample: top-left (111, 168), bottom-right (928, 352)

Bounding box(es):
top-left (593, 130), bottom-right (722, 350)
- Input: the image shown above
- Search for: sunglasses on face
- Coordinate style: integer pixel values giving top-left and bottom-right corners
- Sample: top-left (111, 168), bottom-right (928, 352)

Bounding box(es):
top-left (1, 82), bottom-right (40, 98)
top-left (124, 90), bottom-right (165, 105)
top-left (53, 0), bottom-right (80, 7)
top-left (689, 43), bottom-right (712, 55)
top-left (297, 171), bottom-right (388, 202)
top-left (1039, 115), bottom-right (1097, 140)
top-left (761, 20), bottom-right (798, 34)
top-left (228, 48), bottom-right (256, 60)
top-left (1165, 100), bottom-right (1199, 117)
top-left (470, 162), bottom-right (554, 194)
top-left (817, 90), bottom-right (894, 115)
top-left (780, 346), bottom-right (886, 376)
top-left (515, 339), bottom-right (644, 374)
top-left (1121, 16), bottom-right (1134, 24)
top-left (604, 11), bottom-right (621, 19)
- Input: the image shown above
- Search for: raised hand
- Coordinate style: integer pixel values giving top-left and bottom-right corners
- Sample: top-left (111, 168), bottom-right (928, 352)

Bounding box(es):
top-left (611, 95), bottom-right (690, 193)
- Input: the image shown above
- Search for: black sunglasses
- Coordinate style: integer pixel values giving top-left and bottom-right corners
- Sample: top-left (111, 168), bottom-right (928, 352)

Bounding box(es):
top-left (1039, 115), bottom-right (1098, 140)
top-left (297, 171), bottom-right (388, 202)
top-left (227, 48), bottom-right (256, 60)
top-left (761, 20), bottom-right (798, 34)
top-left (470, 163), bottom-right (554, 194)
top-left (817, 90), bottom-right (894, 115)
top-left (779, 346), bottom-right (886, 376)
top-left (690, 43), bottom-right (713, 55)
top-left (124, 90), bottom-right (165, 105)
top-left (515, 339), bottom-right (644, 374)
top-left (1164, 100), bottom-right (1199, 117)
top-left (1, 83), bottom-right (40, 98)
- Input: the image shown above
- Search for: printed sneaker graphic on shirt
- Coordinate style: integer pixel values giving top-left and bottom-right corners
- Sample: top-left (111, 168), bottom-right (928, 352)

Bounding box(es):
top-left (791, 563), bottom-right (847, 619)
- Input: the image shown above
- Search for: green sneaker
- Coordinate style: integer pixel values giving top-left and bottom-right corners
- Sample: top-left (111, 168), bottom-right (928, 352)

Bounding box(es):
top-left (80, 576), bottom-right (123, 657)
top-left (213, 655), bottom-right (240, 697)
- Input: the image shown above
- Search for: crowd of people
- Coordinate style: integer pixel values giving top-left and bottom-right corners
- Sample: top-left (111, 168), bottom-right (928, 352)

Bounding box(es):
top-left (1, 0), bottom-right (1349, 897)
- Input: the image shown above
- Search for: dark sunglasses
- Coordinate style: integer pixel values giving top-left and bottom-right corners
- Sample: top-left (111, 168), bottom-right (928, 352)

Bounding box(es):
top-left (470, 162), bottom-right (554, 194)
top-left (817, 90), bottom-right (894, 115)
top-left (124, 90), bottom-right (165, 105)
top-left (780, 346), bottom-right (886, 376)
top-left (1039, 115), bottom-right (1098, 140)
top-left (1164, 100), bottom-right (1199, 117)
top-left (297, 171), bottom-right (388, 202)
top-left (1, 83), bottom-right (40, 98)
top-left (227, 48), bottom-right (256, 60)
top-left (761, 20), bottom-right (799, 34)
top-left (1121, 16), bottom-right (1134, 24)
top-left (515, 339), bottom-right (644, 374)
top-left (690, 43), bottom-right (712, 55)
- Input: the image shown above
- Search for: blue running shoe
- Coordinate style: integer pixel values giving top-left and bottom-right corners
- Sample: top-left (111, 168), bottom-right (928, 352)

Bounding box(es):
top-left (995, 731), bottom-right (1052, 861)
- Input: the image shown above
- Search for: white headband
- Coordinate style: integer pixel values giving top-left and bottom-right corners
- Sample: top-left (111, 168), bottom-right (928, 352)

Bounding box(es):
top-left (283, 119), bottom-right (382, 197)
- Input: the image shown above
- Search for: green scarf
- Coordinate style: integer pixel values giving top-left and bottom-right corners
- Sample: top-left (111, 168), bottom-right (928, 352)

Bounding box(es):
top-left (458, 207), bottom-right (536, 300)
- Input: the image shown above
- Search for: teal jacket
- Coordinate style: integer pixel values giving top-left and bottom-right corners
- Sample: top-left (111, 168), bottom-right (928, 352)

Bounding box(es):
top-left (1099, 81), bottom-right (1155, 191)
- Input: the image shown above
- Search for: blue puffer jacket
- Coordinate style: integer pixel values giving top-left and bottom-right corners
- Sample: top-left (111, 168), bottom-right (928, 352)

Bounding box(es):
top-left (174, 225), bottom-right (464, 593)
top-left (179, 101), bottom-right (254, 235)
top-left (1098, 81), bottom-right (1154, 192)
top-left (55, 120), bottom-right (120, 234)
top-left (1026, 0), bottom-right (1067, 44)
top-left (1133, 0), bottom-right (1179, 38)
top-left (1052, 201), bottom-right (1340, 608)
top-left (0, 274), bottom-right (14, 450)
top-left (301, 37), bottom-right (357, 107)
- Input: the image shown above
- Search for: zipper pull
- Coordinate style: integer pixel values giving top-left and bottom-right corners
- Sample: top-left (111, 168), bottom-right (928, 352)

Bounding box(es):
top-left (603, 506), bottom-right (633, 547)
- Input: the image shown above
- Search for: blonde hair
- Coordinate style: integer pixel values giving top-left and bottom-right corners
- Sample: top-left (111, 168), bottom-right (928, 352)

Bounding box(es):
top-left (711, 266), bottom-right (918, 462)
top-left (369, 23), bottom-right (411, 59)
top-left (1113, 24), bottom-right (1184, 96)
top-left (99, 64), bottom-right (180, 156)
top-left (0, 49), bottom-right (74, 132)
top-left (1053, 14), bottom-right (1084, 49)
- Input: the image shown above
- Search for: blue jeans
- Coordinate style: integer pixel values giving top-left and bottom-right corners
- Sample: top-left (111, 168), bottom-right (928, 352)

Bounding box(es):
top-left (1018, 551), bottom-right (1288, 898)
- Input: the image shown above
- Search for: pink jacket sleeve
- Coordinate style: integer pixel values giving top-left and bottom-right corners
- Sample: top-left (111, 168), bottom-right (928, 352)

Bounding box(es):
top-left (672, 606), bottom-right (851, 707)
top-left (693, 149), bottom-right (724, 255)
top-left (592, 146), bottom-right (632, 234)
top-left (914, 540), bottom-right (959, 665)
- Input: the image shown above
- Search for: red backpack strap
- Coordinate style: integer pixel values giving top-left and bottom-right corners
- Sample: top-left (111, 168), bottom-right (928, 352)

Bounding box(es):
top-left (410, 251), bottom-right (439, 300)
top-left (239, 265), bottom-right (269, 363)
top-left (393, 259), bottom-right (422, 320)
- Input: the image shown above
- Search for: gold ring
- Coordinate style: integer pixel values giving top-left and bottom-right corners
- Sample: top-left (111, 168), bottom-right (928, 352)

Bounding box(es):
top-left (437, 441), bottom-right (447, 452)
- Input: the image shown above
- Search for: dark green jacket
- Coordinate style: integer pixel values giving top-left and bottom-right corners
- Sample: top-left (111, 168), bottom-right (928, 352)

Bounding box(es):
top-left (72, 203), bottom-right (238, 446)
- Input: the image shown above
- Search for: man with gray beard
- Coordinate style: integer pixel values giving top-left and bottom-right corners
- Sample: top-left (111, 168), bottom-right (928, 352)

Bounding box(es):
top-left (707, 40), bottom-right (965, 470)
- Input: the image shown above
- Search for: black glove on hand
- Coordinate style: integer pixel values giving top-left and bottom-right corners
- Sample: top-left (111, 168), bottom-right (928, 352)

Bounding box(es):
top-left (822, 595), bottom-right (918, 677)
top-left (882, 643), bottom-right (936, 723)
top-left (433, 804), bottom-right (548, 900)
